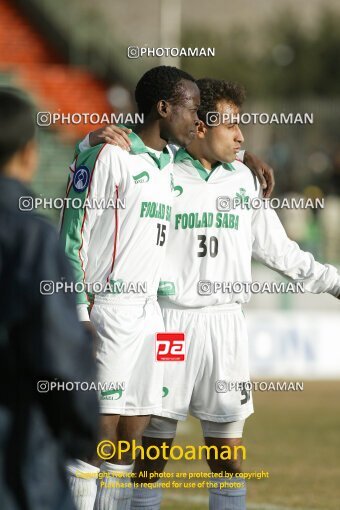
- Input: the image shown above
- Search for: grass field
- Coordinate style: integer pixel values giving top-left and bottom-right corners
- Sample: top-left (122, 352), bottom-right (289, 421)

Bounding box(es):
top-left (156, 381), bottom-right (340, 510)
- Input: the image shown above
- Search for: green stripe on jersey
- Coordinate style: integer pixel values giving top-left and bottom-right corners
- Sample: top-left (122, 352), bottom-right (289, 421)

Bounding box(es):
top-left (60, 144), bottom-right (105, 305)
top-left (127, 127), bottom-right (171, 169)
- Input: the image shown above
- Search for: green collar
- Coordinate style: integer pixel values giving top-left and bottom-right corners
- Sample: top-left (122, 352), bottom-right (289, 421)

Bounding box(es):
top-left (174, 148), bottom-right (235, 181)
top-left (122, 125), bottom-right (171, 170)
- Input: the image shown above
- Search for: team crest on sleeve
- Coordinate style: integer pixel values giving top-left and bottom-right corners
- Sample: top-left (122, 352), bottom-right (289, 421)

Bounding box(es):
top-left (73, 165), bottom-right (90, 192)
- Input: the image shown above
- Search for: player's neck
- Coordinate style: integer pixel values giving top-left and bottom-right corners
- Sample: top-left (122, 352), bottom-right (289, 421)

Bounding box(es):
top-left (186, 144), bottom-right (217, 171)
top-left (134, 121), bottom-right (167, 152)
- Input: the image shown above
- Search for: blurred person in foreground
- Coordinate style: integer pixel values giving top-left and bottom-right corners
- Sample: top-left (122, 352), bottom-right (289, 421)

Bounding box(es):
top-left (0, 88), bottom-right (99, 510)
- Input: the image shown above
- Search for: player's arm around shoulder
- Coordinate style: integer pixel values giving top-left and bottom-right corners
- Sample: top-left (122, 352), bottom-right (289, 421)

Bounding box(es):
top-left (241, 150), bottom-right (275, 198)
top-left (74, 125), bottom-right (132, 156)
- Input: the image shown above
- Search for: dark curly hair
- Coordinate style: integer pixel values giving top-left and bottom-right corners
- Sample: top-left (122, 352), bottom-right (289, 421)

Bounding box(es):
top-left (135, 66), bottom-right (196, 116)
top-left (196, 78), bottom-right (246, 125)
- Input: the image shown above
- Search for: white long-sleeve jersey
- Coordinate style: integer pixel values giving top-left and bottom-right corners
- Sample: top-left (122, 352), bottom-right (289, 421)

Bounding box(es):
top-left (60, 131), bottom-right (174, 320)
top-left (158, 149), bottom-right (340, 307)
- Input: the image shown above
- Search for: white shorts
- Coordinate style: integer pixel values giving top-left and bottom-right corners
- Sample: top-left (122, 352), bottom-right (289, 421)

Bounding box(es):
top-left (91, 296), bottom-right (164, 415)
top-left (159, 301), bottom-right (254, 423)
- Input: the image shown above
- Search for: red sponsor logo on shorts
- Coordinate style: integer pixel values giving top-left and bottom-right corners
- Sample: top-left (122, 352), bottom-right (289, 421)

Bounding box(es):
top-left (155, 333), bottom-right (185, 361)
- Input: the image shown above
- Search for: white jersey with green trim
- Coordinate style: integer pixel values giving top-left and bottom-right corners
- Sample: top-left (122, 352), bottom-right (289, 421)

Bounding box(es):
top-left (60, 131), bottom-right (174, 319)
top-left (158, 149), bottom-right (340, 307)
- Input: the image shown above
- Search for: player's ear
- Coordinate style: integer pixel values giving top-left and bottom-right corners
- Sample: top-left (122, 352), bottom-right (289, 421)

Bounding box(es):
top-left (157, 99), bottom-right (170, 118)
top-left (196, 120), bottom-right (207, 139)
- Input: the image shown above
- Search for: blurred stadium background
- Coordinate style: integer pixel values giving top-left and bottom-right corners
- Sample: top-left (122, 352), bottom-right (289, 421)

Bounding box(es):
top-left (1, 0), bottom-right (339, 508)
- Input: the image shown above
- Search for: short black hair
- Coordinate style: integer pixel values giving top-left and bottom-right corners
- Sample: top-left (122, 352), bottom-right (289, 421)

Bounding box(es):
top-left (196, 78), bottom-right (246, 125)
top-left (0, 88), bottom-right (36, 170)
top-left (135, 66), bottom-right (196, 116)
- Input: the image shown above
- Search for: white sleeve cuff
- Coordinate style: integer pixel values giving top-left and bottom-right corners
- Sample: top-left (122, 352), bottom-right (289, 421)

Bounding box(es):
top-left (78, 134), bottom-right (91, 153)
top-left (77, 304), bottom-right (90, 321)
top-left (236, 150), bottom-right (245, 162)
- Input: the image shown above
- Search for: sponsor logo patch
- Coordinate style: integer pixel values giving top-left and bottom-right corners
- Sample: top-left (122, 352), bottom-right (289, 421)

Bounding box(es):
top-left (156, 333), bottom-right (185, 361)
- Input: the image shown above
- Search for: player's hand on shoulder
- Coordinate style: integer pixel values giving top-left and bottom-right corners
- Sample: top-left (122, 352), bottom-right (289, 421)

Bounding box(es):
top-left (244, 151), bottom-right (275, 198)
top-left (89, 125), bottom-right (132, 151)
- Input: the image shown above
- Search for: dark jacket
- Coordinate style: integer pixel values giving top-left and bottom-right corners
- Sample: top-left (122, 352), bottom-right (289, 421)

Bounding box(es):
top-left (0, 176), bottom-right (98, 510)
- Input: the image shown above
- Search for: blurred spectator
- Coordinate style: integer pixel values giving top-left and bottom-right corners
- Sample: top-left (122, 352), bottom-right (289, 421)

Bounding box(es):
top-left (0, 88), bottom-right (98, 510)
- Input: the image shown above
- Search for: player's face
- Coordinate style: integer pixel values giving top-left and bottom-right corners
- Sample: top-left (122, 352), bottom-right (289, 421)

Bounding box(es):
top-left (204, 100), bottom-right (244, 163)
top-left (160, 80), bottom-right (200, 147)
